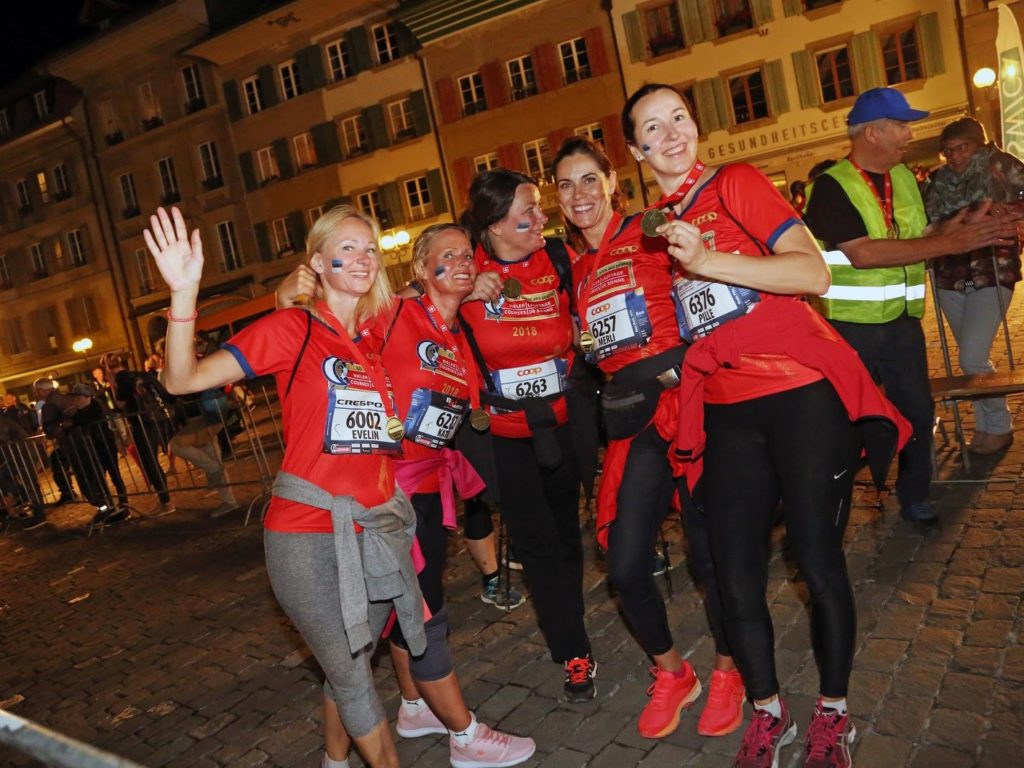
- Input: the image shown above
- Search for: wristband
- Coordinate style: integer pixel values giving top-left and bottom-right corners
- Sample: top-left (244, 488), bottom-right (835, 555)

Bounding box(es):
top-left (166, 310), bottom-right (198, 323)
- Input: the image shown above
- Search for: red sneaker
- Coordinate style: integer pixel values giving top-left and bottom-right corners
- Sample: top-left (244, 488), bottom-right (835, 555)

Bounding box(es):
top-left (637, 663), bottom-right (702, 738)
top-left (697, 668), bottom-right (745, 736)
top-left (735, 699), bottom-right (797, 768)
top-left (804, 699), bottom-right (856, 767)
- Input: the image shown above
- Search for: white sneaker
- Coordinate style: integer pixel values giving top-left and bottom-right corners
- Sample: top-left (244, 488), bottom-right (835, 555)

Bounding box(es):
top-left (450, 722), bottom-right (536, 768)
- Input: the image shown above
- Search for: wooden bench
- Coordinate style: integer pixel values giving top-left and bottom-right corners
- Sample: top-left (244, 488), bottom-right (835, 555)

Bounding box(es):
top-left (931, 371), bottom-right (1024, 401)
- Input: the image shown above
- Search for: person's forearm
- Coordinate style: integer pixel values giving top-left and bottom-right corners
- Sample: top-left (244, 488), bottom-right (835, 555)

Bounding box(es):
top-left (161, 289), bottom-right (200, 394)
top-left (690, 249), bottom-right (830, 296)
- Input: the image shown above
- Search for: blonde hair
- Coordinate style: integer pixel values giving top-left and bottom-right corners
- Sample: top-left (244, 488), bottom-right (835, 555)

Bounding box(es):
top-left (411, 223), bottom-right (469, 281)
top-left (305, 204), bottom-right (394, 324)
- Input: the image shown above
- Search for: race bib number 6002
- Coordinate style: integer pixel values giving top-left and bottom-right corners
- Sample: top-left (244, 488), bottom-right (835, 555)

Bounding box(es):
top-left (324, 386), bottom-right (401, 455)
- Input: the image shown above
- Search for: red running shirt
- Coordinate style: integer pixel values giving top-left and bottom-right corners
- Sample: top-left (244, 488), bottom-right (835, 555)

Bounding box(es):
top-left (223, 308), bottom-right (396, 533)
top-left (460, 243), bottom-right (577, 438)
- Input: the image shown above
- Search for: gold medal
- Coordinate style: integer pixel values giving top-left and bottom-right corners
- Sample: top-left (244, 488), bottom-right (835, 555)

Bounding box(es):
top-left (386, 416), bottom-right (405, 441)
top-left (886, 227), bottom-right (897, 240)
top-left (642, 208), bottom-right (669, 238)
top-left (469, 407), bottom-right (491, 431)
top-left (502, 277), bottom-right (522, 299)
top-left (579, 331), bottom-right (596, 353)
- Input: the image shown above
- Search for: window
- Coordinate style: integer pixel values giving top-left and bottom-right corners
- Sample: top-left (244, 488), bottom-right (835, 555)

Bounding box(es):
top-left (342, 115), bottom-right (368, 155)
top-left (242, 75), bottom-right (264, 115)
top-left (157, 157), bottom-right (180, 203)
top-left (357, 190), bottom-right (381, 219)
top-left (817, 46), bottom-right (855, 103)
top-left (292, 132), bottom-right (317, 168)
top-left (574, 123), bottom-right (605, 145)
top-left (216, 220), bottom-right (242, 270)
top-left (138, 82), bottom-right (162, 128)
top-left (100, 100), bottom-right (121, 142)
top-left (404, 176), bottom-right (433, 220)
top-left (135, 247), bottom-right (155, 293)
top-left (0, 254), bottom-right (11, 290)
top-left (326, 38), bottom-right (351, 82)
top-left (67, 229), bottom-right (87, 267)
top-left (729, 69), bottom-right (768, 124)
top-left (882, 26), bottom-right (922, 85)
top-left (559, 38), bottom-right (590, 84)
top-left (15, 179), bottom-right (30, 211)
top-left (279, 59), bottom-right (303, 100)
top-left (66, 295), bottom-right (102, 334)
top-left (36, 171), bottom-right (50, 204)
top-left (119, 173), bottom-right (139, 217)
top-left (388, 99), bottom-right (414, 141)
top-left (33, 90), bottom-right (48, 119)
top-left (181, 64), bottom-right (206, 112)
top-left (644, 2), bottom-right (685, 57)
top-left (308, 206), bottom-right (323, 226)
top-left (714, 0), bottom-right (754, 37)
top-left (459, 72), bottom-right (487, 115)
top-left (271, 217), bottom-right (294, 256)
top-left (0, 108), bottom-right (9, 136)
top-left (256, 146), bottom-right (280, 184)
top-left (372, 23), bottom-right (399, 65)
top-left (523, 138), bottom-right (552, 179)
top-left (507, 55), bottom-right (538, 100)
top-left (30, 243), bottom-right (46, 277)
top-left (1, 317), bottom-right (27, 355)
top-left (53, 163), bottom-right (70, 199)
top-left (473, 153), bottom-right (498, 173)
top-left (198, 141), bottom-right (222, 186)
top-left (53, 237), bottom-right (64, 263)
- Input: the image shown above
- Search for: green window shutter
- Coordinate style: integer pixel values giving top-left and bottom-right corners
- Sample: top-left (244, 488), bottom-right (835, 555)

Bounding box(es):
top-left (410, 90), bottom-right (431, 137)
top-left (791, 50), bottom-right (822, 108)
top-left (239, 151), bottom-right (257, 192)
top-left (849, 32), bottom-right (884, 91)
top-left (426, 169), bottom-right (447, 215)
top-left (751, 0), bottom-right (774, 26)
top-left (916, 12), bottom-right (945, 77)
top-left (679, 0), bottom-right (708, 45)
top-left (693, 78), bottom-right (727, 133)
top-left (254, 222), bottom-right (273, 262)
top-left (273, 138), bottom-right (294, 179)
top-left (286, 209), bottom-right (307, 251)
top-left (222, 80), bottom-right (243, 121)
top-left (346, 27), bottom-right (372, 74)
top-left (782, 0), bottom-right (804, 17)
top-left (258, 65), bottom-right (279, 107)
top-left (295, 45), bottom-right (327, 91)
top-left (364, 104), bottom-right (389, 150)
top-left (311, 121), bottom-right (342, 165)
top-left (763, 59), bottom-right (789, 116)
top-left (379, 181), bottom-right (405, 227)
top-left (396, 22), bottom-right (416, 57)
top-left (622, 11), bottom-right (645, 63)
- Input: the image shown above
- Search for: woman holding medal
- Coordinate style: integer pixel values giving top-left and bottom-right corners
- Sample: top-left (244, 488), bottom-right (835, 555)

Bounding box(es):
top-left (554, 134), bottom-right (742, 741)
top-left (459, 169), bottom-right (597, 703)
top-left (623, 84), bottom-right (910, 768)
top-left (145, 204), bottom-right (423, 768)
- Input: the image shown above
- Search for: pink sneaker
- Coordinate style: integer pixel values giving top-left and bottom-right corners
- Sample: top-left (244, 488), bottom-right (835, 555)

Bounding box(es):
top-left (449, 722), bottom-right (536, 768)
top-left (735, 698), bottom-right (797, 768)
top-left (396, 701), bottom-right (446, 738)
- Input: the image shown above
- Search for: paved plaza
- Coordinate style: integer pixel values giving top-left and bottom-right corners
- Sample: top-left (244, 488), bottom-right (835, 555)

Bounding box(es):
top-left (2, 295), bottom-right (1024, 768)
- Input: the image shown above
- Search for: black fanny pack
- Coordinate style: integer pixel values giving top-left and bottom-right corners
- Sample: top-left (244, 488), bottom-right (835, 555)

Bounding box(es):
top-left (480, 390), bottom-right (564, 469)
top-left (601, 345), bottom-right (687, 440)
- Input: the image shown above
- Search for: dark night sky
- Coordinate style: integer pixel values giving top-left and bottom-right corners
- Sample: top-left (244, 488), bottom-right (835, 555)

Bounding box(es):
top-left (1, 1), bottom-right (89, 86)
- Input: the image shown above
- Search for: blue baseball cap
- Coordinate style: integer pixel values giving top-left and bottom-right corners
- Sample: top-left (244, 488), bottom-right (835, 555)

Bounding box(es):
top-left (847, 88), bottom-right (929, 126)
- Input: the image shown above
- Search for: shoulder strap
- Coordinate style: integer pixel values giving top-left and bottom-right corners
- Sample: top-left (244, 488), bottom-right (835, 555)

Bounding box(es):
top-left (715, 168), bottom-right (769, 256)
top-left (456, 311), bottom-right (497, 393)
top-left (380, 298), bottom-right (405, 351)
top-left (285, 311), bottom-right (313, 398)
top-left (544, 237), bottom-right (576, 317)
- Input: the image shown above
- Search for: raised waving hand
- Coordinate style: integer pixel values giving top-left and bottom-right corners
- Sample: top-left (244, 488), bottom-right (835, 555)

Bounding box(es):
top-left (143, 207), bottom-right (205, 293)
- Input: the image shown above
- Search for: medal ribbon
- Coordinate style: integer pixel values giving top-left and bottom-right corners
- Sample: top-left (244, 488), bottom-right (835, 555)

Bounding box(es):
top-left (419, 297), bottom-right (482, 412)
top-left (848, 158), bottom-right (895, 236)
top-left (652, 161), bottom-right (707, 211)
top-left (316, 301), bottom-right (399, 422)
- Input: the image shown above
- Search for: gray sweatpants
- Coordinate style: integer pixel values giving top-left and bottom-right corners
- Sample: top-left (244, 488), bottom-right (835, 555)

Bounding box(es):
top-left (264, 529), bottom-right (392, 737)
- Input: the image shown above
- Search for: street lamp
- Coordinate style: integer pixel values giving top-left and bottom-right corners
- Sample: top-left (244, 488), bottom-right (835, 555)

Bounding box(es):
top-left (973, 67), bottom-right (996, 89)
top-left (72, 337), bottom-right (93, 376)
top-left (380, 229), bottom-right (413, 287)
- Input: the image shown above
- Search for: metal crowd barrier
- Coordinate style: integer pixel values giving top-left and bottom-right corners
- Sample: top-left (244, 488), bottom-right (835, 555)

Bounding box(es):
top-left (0, 708), bottom-right (146, 768)
top-left (0, 384), bottom-right (285, 534)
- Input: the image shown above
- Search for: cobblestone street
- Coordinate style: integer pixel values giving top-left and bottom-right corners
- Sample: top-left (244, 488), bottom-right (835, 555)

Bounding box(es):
top-left (2, 295), bottom-right (1023, 768)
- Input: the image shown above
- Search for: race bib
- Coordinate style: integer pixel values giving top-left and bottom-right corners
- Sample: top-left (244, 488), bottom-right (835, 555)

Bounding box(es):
top-left (491, 357), bottom-right (569, 402)
top-left (672, 276), bottom-right (760, 340)
top-left (404, 388), bottom-right (467, 449)
top-left (322, 356), bottom-right (400, 455)
top-left (583, 259), bottom-right (653, 360)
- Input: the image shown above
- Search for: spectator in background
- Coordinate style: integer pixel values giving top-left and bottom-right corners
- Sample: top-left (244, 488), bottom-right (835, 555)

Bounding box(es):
top-left (67, 383), bottom-right (129, 522)
top-left (790, 180), bottom-right (806, 215)
top-left (2, 393), bottom-right (37, 434)
top-left (33, 378), bottom-right (75, 506)
top-left (807, 158), bottom-right (838, 183)
top-left (923, 116), bottom-right (1024, 454)
top-left (0, 411), bottom-right (47, 529)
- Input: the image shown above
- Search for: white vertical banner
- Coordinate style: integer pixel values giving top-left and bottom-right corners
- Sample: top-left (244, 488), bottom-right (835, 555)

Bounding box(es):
top-left (997, 5), bottom-right (1024, 157)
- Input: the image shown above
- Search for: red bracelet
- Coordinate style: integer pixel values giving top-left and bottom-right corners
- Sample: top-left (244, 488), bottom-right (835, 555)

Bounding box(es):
top-left (166, 310), bottom-right (198, 323)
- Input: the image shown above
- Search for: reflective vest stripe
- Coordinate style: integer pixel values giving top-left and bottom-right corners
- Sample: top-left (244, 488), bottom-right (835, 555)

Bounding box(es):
top-left (823, 282), bottom-right (926, 302)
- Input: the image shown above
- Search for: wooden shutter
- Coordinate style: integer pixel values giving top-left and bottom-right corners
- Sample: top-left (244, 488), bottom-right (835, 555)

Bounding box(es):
top-left (792, 50), bottom-right (822, 108)
top-left (238, 152), bottom-right (257, 192)
top-left (396, 22), bottom-right (416, 57)
top-left (692, 78), bottom-right (729, 133)
top-left (379, 181), bottom-right (405, 226)
top-left (763, 60), bottom-right (789, 116)
top-left (622, 11), bottom-right (645, 62)
top-left (346, 27), bottom-right (373, 74)
top-left (548, 128), bottom-right (573, 157)
top-left (849, 32), bottom-right (884, 91)
top-left (426, 169), bottom-right (448, 215)
top-left (533, 43), bottom-right (560, 92)
top-left (295, 45), bottom-right (327, 91)
top-left (497, 143), bottom-right (522, 171)
top-left (273, 138), bottom-right (294, 179)
top-left (481, 60), bottom-right (508, 107)
top-left (782, 0), bottom-right (804, 17)
top-left (583, 27), bottom-right (609, 76)
top-left (286, 210), bottom-right (307, 252)
top-left (600, 114), bottom-right (628, 168)
top-left (222, 80), bottom-right (243, 121)
top-left (257, 65), bottom-right (279, 107)
top-left (916, 12), bottom-right (945, 77)
top-left (435, 77), bottom-right (460, 124)
top-left (311, 121), bottom-right (342, 165)
top-left (452, 157), bottom-right (474, 206)
top-left (410, 90), bottom-right (431, 136)
top-left (253, 222), bottom-right (273, 262)
top-left (679, 0), bottom-right (712, 45)
top-left (751, 0), bottom-right (774, 25)
top-left (363, 104), bottom-right (389, 150)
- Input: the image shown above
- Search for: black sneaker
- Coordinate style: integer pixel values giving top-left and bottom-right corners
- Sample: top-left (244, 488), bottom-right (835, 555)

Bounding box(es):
top-left (900, 502), bottom-right (938, 525)
top-left (563, 654), bottom-right (597, 702)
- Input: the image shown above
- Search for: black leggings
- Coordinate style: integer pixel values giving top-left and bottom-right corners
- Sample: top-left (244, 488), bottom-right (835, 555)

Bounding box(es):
top-left (702, 380), bottom-right (860, 700)
top-left (607, 423), bottom-right (730, 657)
